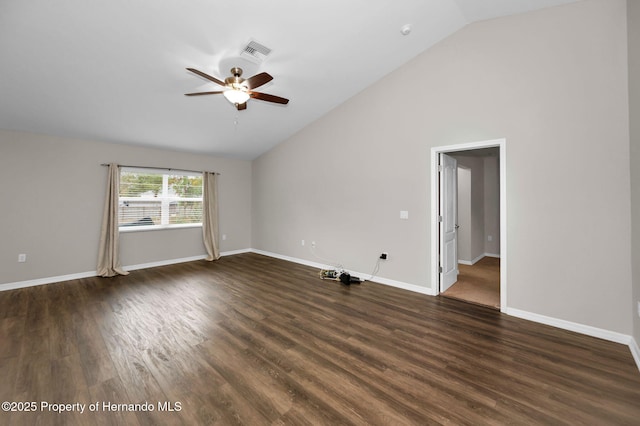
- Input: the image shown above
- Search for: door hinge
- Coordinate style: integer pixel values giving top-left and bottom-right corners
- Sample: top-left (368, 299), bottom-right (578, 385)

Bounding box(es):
top-left (438, 165), bottom-right (442, 173)
top-left (438, 215), bottom-right (443, 222)
top-left (439, 266), bottom-right (443, 273)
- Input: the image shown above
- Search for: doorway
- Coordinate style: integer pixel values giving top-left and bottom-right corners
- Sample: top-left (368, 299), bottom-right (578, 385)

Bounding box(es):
top-left (443, 253), bottom-right (501, 309)
top-left (430, 139), bottom-right (507, 312)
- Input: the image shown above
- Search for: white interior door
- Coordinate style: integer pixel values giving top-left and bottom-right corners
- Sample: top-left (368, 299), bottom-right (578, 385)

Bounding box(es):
top-left (440, 153), bottom-right (458, 292)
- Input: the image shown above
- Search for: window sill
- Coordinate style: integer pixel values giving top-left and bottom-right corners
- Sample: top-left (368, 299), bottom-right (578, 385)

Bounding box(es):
top-left (119, 223), bottom-right (203, 233)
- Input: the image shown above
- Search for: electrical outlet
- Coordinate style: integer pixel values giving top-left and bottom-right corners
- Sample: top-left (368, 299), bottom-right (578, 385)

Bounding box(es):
top-left (301, 240), bottom-right (305, 246)
top-left (380, 252), bottom-right (388, 260)
top-left (222, 234), bottom-right (227, 241)
top-left (18, 253), bottom-right (26, 263)
top-left (637, 301), bottom-right (640, 318)
top-left (488, 235), bottom-right (493, 242)
top-left (311, 241), bottom-right (316, 248)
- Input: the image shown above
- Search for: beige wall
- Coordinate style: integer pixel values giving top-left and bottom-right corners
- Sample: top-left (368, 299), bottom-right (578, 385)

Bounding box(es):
top-left (253, 0), bottom-right (633, 334)
top-left (0, 130), bottom-right (252, 285)
top-left (629, 0), bottom-right (640, 345)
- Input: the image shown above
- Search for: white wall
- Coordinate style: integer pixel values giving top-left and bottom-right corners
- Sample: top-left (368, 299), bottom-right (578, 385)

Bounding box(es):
top-left (252, 0), bottom-right (633, 334)
top-left (629, 0), bottom-right (640, 347)
top-left (0, 130), bottom-right (252, 285)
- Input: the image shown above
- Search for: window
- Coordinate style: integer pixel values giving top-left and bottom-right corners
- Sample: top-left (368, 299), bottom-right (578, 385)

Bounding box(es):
top-left (118, 168), bottom-right (203, 231)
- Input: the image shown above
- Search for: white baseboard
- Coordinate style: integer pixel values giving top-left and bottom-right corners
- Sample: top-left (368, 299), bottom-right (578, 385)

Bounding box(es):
top-left (506, 307), bottom-right (633, 345)
top-left (250, 249), bottom-right (436, 296)
top-left (506, 308), bottom-right (640, 372)
top-left (220, 248), bottom-right (252, 256)
top-left (458, 253), bottom-right (500, 266)
top-left (123, 255), bottom-right (207, 271)
top-left (123, 249), bottom-right (251, 271)
top-left (372, 276), bottom-right (436, 296)
top-left (250, 249), bottom-right (330, 270)
top-left (0, 270), bottom-right (98, 292)
top-left (458, 253), bottom-right (485, 265)
top-left (630, 337), bottom-right (640, 372)
top-left (0, 249), bottom-right (246, 292)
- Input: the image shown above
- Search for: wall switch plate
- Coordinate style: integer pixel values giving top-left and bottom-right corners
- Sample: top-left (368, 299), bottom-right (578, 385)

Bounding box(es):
top-left (301, 240), bottom-right (305, 246)
top-left (488, 235), bottom-right (493, 242)
top-left (400, 211), bottom-right (409, 220)
top-left (18, 254), bottom-right (26, 263)
top-left (222, 234), bottom-right (227, 241)
top-left (311, 241), bottom-right (316, 248)
top-left (638, 301), bottom-right (640, 318)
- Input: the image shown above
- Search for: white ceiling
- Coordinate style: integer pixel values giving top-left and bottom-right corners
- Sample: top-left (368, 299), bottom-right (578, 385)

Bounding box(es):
top-left (0, 0), bottom-right (579, 160)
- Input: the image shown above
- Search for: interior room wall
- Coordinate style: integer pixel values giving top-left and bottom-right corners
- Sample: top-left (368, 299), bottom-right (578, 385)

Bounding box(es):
top-left (628, 0), bottom-right (640, 347)
top-left (452, 155), bottom-right (486, 263)
top-left (0, 129), bottom-right (252, 285)
top-left (453, 153), bottom-right (500, 264)
top-left (252, 0), bottom-right (633, 334)
top-left (483, 155), bottom-right (500, 256)
top-left (457, 166), bottom-right (472, 262)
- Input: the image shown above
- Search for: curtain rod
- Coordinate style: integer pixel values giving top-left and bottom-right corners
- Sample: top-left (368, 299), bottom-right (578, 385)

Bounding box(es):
top-left (100, 163), bottom-right (219, 175)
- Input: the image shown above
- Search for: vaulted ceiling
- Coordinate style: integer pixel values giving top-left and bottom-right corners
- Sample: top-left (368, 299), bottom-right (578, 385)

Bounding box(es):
top-left (0, 0), bottom-right (579, 159)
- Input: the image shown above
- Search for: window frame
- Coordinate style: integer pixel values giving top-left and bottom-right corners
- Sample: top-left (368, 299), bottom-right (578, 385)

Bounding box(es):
top-left (118, 167), bottom-right (204, 233)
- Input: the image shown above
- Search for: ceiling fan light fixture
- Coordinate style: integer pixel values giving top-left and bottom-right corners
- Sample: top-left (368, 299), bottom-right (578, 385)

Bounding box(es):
top-left (185, 67), bottom-right (288, 109)
top-left (223, 88), bottom-right (250, 105)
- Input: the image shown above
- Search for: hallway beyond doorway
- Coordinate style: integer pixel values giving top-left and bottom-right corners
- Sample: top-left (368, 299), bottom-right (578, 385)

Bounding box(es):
top-left (442, 257), bottom-right (500, 309)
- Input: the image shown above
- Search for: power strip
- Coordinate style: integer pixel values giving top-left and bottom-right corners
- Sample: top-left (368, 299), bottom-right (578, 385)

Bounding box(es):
top-left (320, 269), bottom-right (339, 280)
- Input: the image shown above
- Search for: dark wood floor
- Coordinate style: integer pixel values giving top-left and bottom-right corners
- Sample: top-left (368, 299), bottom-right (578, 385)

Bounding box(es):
top-left (1, 253), bottom-right (639, 425)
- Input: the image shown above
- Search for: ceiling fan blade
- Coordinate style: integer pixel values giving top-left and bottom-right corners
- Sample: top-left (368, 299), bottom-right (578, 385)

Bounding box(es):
top-left (245, 72), bottom-right (273, 90)
top-left (186, 68), bottom-right (225, 86)
top-left (184, 91), bottom-right (224, 96)
top-left (236, 102), bottom-right (247, 111)
top-left (249, 91), bottom-right (289, 105)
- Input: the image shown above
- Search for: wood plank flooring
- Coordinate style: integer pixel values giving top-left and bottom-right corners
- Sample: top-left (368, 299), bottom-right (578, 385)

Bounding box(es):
top-left (1, 252), bottom-right (639, 425)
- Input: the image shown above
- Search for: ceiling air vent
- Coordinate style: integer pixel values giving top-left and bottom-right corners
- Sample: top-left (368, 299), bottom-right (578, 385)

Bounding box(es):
top-left (241, 40), bottom-right (271, 63)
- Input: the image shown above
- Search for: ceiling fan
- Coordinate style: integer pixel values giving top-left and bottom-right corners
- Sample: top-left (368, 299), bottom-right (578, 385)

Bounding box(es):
top-left (185, 67), bottom-right (289, 110)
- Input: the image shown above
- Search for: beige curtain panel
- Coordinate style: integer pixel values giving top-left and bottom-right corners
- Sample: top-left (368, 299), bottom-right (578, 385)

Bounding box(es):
top-left (97, 163), bottom-right (129, 277)
top-left (203, 171), bottom-right (220, 261)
